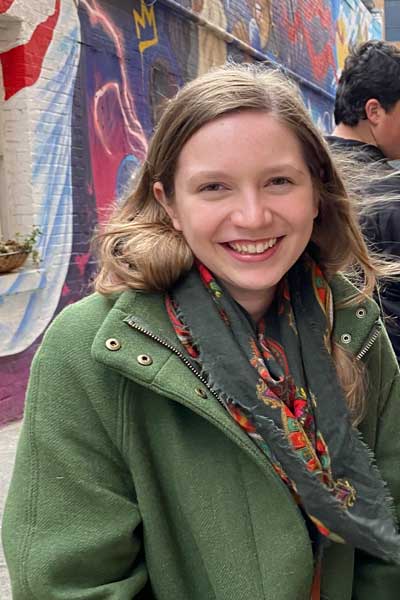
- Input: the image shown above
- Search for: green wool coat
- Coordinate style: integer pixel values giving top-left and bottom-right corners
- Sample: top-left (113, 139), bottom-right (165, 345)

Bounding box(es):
top-left (3, 276), bottom-right (400, 599)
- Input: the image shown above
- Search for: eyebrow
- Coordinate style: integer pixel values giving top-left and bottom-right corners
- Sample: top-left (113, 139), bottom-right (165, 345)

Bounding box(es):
top-left (262, 164), bottom-right (307, 176)
top-left (186, 164), bottom-right (308, 184)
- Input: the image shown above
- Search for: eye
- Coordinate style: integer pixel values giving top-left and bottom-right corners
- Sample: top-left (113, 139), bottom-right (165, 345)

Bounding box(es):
top-left (268, 177), bottom-right (293, 186)
top-left (199, 183), bottom-right (226, 192)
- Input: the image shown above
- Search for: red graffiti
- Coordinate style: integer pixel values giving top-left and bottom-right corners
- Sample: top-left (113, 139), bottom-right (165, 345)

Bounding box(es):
top-left (283, 0), bottom-right (336, 84)
top-left (0, 0), bottom-right (16, 13)
top-left (62, 282), bottom-right (71, 297)
top-left (0, 0), bottom-right (61, 101)
top-left (74, 253), bottom-right (91, 277)
top-left (81, 0), bottom-right (147, 219)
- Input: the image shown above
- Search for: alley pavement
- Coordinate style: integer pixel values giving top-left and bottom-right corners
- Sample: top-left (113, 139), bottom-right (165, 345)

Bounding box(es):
top-left (0, 420), bottom-right (22, 599)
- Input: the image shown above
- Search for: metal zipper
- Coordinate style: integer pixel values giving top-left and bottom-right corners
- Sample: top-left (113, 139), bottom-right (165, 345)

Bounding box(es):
top-left (124, 318), bottom-right (224, 405)
top-left (124, 317), bottom-right (315, 545)
top-left (356, 323), bottom-right (382, 360)
top-left (126, 316), bottom-right (381, 379)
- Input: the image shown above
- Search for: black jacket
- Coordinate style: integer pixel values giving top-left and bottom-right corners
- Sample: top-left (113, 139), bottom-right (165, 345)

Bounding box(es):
top-left (326, 136), bottom-right (400, 360)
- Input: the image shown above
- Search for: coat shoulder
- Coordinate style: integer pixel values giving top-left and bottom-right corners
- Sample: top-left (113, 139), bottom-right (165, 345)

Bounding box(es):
top-left (41, 291), bottom-right (137, 360)
top-left (46, 293), bottom-right (119, 341)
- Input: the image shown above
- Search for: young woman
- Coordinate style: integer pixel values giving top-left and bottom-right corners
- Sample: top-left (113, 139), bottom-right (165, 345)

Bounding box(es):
top-left (3, 65), bottom-right (400, 600)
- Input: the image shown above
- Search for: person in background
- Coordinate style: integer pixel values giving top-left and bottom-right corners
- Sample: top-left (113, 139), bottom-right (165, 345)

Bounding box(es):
top-left (3, 64), bottom-right (400, 600)
top-left (326, 40), bottom-right (400, 359)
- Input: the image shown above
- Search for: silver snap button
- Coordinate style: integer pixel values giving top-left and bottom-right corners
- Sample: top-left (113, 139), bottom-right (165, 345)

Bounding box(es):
top-left (340, 333), bottom-right (352, 344)
top-left (356, 307), bottom-right (367, 319)
top-left (137, 354), bottom-right (153, 366)
top-left (195, 387), bottom-right (207, 399)
top-left (105, 338), bottom-right (121, 351)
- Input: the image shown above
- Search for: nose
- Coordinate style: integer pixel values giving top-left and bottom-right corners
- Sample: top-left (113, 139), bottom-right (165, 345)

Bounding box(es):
top-left (230, 189), bottom-right (273, 229)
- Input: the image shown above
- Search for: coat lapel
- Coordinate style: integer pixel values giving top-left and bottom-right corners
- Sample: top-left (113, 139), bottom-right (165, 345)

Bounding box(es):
top-left (91, 280), bottom-right (380, 480)
top-left (91, 290), bottom-right (283, 479)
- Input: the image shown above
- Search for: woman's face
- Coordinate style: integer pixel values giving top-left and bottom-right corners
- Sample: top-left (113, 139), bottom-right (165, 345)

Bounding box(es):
top-left (154, 110), bottom-right (318, 316)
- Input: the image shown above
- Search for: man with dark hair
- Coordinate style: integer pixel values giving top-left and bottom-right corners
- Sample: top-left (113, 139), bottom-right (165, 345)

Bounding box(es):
top-left (327, 40), bottom-right (400, 360)
top-left (331, 40), bottom-right (400, 159)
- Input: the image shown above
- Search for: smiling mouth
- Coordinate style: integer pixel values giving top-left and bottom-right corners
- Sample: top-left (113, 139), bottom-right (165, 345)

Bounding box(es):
top-left (226, 238), bottom-right (279, 255)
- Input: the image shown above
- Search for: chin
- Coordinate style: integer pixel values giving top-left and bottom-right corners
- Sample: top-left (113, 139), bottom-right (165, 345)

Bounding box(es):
top-left (234, 280), bottom-right (280, 294)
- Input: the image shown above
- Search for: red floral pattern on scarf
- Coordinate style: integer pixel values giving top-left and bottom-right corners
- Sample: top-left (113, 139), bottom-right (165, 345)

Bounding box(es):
top-left (166, 262), bottom-right (356, 542)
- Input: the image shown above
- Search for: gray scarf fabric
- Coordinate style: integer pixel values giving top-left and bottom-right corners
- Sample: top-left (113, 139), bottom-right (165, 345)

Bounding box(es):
top-left (170, 258), bottom-right (400, 563)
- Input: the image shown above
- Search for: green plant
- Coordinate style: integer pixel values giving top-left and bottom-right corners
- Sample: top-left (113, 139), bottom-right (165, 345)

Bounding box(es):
top-left (0, 226), bottom-right (42, 266)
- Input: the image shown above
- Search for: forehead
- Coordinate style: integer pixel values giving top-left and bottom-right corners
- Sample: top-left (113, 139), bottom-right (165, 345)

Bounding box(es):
top-left (176, 110), bottom-right (306, 171)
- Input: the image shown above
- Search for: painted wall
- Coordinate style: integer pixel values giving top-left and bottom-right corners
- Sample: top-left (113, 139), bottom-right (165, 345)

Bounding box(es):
top-left (0, 0), bottom-right (382, 425)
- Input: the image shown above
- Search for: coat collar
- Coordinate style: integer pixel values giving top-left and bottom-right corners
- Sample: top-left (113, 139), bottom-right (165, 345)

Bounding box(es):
top-left (91, 274), bottom-right (379, 428)
top-left (90, 278), bottom-right (382, 547)
top-left (91, 276), bottom-right (380, 453)
top-left (92, 274), bottom-right (381, 382)
top-left (329, 274), bottom-right (380, 358)
top-left (92, 289), bottom-right (281, 478)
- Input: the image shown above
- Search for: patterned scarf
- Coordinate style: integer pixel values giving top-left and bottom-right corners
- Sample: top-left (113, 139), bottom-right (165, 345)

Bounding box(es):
top-left (167, 256), bottom-right (400, 564)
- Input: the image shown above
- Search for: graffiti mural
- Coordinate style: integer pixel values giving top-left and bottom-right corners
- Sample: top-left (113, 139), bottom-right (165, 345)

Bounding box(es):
top-left (193, 0), bottom-right (227, 74)
top-left (0, 1), bottom-right (61, 100)
top-left (335, 0), bottom-right (382, 73)
top-left (0, 0), bottom-right (81, 422)
top-left (0, 0), bottom-right (80, 356)
top-left (302, 87), bottom-right (335, 134)
top-left (227, 0), bottom-right (272, 52)
top-left (271, 1), bottom-right (337, 94)
top-left (0, 0), bottom-right (383, 424)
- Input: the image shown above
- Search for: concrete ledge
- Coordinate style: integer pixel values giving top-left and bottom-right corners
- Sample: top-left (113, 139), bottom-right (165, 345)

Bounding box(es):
top-left (0, 267), bottom-right (46, 300)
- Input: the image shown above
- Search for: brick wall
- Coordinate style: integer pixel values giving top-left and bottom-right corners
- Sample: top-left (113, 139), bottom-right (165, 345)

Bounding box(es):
top-left (0, 0), bottom-right (382, 425)
top-left (0, 0), bottom-right (79, 424)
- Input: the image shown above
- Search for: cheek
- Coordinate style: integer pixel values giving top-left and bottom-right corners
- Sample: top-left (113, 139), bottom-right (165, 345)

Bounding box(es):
top-left (394, 123), bottom-right (400, 143)
top-left (380, 120), bottom-right (393, 141)
top-left (169, 202), bottom-right (196, 233)
top-left (310, 188), bottom-right (319, 218)
top-left (283, 188), bottom-right (318, 224)
top-left (184, 218), bottom-right (214, 242)
top-left (292, 203), bottom-right (318, 228)
top-left (180, 206), bottom-right (221, 238)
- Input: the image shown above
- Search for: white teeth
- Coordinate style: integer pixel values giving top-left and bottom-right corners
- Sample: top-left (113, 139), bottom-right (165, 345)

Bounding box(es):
top-left (255, 242), bottom-right (264, 253)
top-left (229, 238), bottom-right (277, 254)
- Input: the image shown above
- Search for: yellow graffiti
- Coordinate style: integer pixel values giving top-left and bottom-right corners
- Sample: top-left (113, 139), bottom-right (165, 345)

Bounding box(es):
top-left (194, 0), bottom-right (227, 75)
top-left (336, 16), bottom-right (347, 72)
top-left (133, 0), bottom-right (158, 54)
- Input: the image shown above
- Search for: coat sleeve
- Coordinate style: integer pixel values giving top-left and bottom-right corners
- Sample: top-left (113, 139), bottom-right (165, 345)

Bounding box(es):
top-left (1, 306), bottom-right (152, 599)
top-left (353, 325), bottom-right (400, 599)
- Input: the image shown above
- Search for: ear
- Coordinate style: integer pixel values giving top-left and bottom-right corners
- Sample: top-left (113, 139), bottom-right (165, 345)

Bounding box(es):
top-left (365, 98), bottom-right (383, 125)
top-left (153, 182), bottom-right (182, 231)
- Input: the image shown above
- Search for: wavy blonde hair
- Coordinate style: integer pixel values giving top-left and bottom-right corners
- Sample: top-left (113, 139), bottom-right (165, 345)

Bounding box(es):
top-left (94, 63), bottom-right (394, 422)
